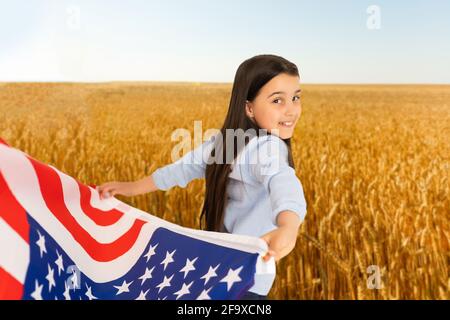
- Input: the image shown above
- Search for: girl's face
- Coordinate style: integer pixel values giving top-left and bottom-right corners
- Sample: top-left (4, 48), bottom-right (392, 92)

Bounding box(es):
top-left (245, 73), bottom-right (301, 139)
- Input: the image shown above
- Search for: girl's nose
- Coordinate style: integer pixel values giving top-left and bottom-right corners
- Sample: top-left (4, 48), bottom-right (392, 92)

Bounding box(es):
top-left (285, 109), bottom-right (295, 118)
top-left (286, 102), bottom-right (300, 116)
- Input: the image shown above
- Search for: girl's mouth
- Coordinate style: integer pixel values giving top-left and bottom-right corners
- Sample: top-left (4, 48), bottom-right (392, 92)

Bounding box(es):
top-left (278, 121), bottom-right (294, 128)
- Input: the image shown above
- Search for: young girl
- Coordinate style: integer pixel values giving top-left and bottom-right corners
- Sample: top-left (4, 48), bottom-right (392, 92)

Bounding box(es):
top-left (97, 54), bottom-right (307, 300)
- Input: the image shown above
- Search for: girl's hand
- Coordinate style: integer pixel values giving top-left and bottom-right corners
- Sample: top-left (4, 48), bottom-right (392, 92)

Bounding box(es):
top-left (96, 181), bottom-right (138, 199)
top-left (260, 225), bottom-right (299, 262)
top-left (96, 175), bottom-right (160, 199)
top-left (260, 211), bottom-right (301, 262)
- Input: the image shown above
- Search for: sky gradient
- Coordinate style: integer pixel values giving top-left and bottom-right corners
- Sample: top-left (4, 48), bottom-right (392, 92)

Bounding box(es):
top-left (0, 0), bottom-right (449, 83)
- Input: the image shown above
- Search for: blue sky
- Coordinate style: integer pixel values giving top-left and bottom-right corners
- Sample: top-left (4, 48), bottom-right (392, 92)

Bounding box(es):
top-left (0, 0), bottom-right (449, 83)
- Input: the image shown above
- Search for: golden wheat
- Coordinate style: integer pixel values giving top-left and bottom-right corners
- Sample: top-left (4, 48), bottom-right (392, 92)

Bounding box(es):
top-left (1, 82), bottom-right (449, 299)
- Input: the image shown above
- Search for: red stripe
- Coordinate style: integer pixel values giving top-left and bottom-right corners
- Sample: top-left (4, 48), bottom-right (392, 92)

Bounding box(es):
top-left (77, 180), bottom-right (125, 225)
top-left (0, 172), bottom-right (29, 243)
top-left (28, 156), bottom-right (147, 262)
top-left (0, 267), bottom-right (24, 300)
top-left (32, 159), bottom-right (123, 226)
top-left (0, 137), bottom-right (10, 146)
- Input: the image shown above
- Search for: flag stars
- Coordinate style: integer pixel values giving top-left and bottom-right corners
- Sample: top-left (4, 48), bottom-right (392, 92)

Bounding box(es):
top-left (196, 287), bottom-right (212, 300)
top-left (31, 280), bottom-right (44, 300)
top-left (36, 230), bottom-right (47, 258)
top-left (201, 264), bottom-right (220, 286)
top-left (114, 280), bottom-right (133, 295)
top-left (179, 257), bottom-right (198, 279)
top-left (139, 266), bottom-right (155, 286)
top-left (174, 281), bottom-right (194, 300)
top-left (25, 228), bottom-right (252, 299)
top-left (85, 284), bottom-right (97, 300)
top-left (144, 243), bottom-right (158, 262)
top-left (45, 264), bottom-right (56, 292)
top-left (135, 289), bottom-right (150, 300)
top-left (156, 274), bottom-right (174, 294)
top-left (69, 271), bottom-right (79, 291)
top-left (220, 266), bottom-right (243, 291)
top-left (63, 283), bottom-right (71, 300)
top-left (160, 249), bottom-right (176, 271)
top-left (54, 250), bottom-right (64, 276)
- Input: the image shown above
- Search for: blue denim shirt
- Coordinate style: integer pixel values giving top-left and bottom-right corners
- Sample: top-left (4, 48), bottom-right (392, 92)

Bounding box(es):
top-left (151, 133), bottom-right (307, 295)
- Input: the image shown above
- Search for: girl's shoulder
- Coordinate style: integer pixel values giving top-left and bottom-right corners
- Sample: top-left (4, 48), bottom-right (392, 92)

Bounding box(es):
top-left (250, 133), bottom-right (289, 160)
top-left (229, 134), bottom-right (289, 181)
top-left (234, 133), bottom-right (288, 163)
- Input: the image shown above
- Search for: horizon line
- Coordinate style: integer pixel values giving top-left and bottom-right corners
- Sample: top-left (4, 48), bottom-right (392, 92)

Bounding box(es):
top-left (1, 81), bottom-right (450, 86)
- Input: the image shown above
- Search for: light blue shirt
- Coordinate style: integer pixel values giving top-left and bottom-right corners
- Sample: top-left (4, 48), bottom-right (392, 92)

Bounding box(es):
top-left (151, 133), bottom-right (307, 295)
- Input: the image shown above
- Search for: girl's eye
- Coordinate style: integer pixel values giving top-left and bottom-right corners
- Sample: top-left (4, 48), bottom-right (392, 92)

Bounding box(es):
top-left (273, 96), bottom-right (300, 104)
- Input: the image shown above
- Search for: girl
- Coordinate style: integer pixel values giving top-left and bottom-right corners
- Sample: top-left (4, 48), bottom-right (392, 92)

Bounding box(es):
top-left (97, 54), bottom-right (307, 300)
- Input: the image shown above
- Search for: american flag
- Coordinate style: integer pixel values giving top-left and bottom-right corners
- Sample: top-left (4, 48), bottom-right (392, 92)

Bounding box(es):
top-left (0, 137), bottom-right (275, 300)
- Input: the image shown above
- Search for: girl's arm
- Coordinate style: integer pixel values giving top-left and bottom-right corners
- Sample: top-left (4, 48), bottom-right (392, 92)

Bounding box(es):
top-left (131, 175), bottom-right (159, 194)
top-left (249, 135), bottom-right (307, 226)
top-left (150, 135), bottom-right (216, 191)
top-left (97, 135), bottom-right (216, 199)
top-left (260, 210), bottom-right (302, 262)
top-left (249, 135), bottom-right (307, 262)
top-left (96, 175), bottom-right (158, 199)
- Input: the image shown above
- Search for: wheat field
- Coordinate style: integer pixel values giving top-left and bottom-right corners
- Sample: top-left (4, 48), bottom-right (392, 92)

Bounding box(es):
top-left (0, 82), bottom-right (449, 299)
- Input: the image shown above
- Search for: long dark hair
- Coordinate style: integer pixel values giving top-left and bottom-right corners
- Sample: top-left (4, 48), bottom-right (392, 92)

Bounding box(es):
top-left (199, 54), bottom-right (299, 231)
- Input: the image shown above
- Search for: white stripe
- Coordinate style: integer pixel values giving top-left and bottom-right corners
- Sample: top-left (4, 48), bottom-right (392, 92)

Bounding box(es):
top-left (1, 144), bottom-right (156, 281)
top-left (0, 145), bottom-right (135, 243)
top-left (0, 217), bottom-right (29, 284)
top-left (0, 144), bottom-right (275, 282)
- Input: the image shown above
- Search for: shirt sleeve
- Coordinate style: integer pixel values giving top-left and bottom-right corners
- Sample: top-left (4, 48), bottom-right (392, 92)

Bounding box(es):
top-left (151, 135), bottom-right (216, 191)
top-left (249, 135), bottom-right (307, 226)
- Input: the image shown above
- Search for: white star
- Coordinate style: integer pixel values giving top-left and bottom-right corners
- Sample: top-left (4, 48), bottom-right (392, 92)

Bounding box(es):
top-left (220, 266), bottom-right (243, 291)
top-left (174, 281), bottom-right (194, 300)
top-left (63, 283), bottom-right (71, 300)
top-left (135, 289), bottom-right (150, 300)
top-left (160, 249), bottom-right (176, 271)
top-left (85, 284), bottom-right (97, 300)
top-left (201, 264), bottom-right (220, 285)
top-left (45, 264), bottom-right (55, 292)
top-left (179, 257), bottom-right (198, 279)
top-left (196, 287), bottom-right (212, 300)
top-left (31, 280), bottom-right (43, 300)
top-left (144, 243), bottom-right (158, 262)
top-left (69, 271), bottom-right (79, 291)
top-left (139, 266), bottom-right (155, 286)
top-left (54, 250), bottom-right (64, 276)
top-left (36, 230), bottom-right (47, 258)
top-left (156, 274), bottom-right (174, 294)
top-left (114, 280), bottom-right (133, 295)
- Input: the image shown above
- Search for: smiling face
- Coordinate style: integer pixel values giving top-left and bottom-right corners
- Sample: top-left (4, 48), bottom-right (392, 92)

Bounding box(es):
top-left (245, 73), bottom-right (302, 139)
